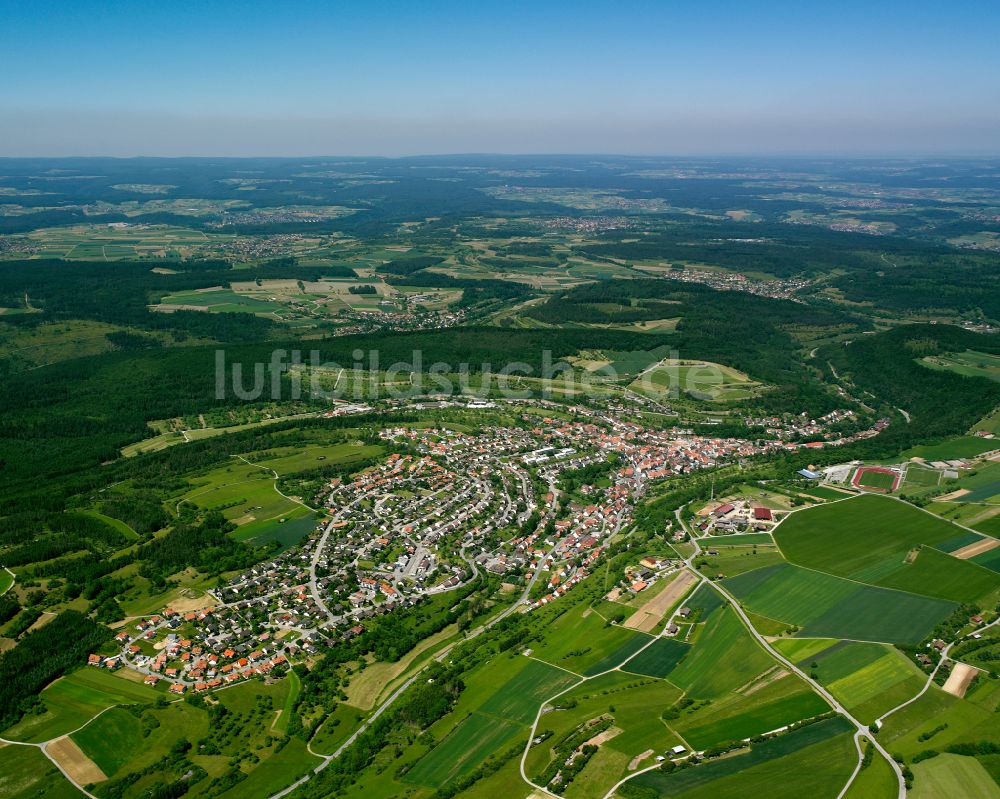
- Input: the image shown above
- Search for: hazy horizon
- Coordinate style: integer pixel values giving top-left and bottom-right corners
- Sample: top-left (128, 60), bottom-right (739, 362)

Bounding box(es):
top-left (2, 0), bottom-right (999, 157)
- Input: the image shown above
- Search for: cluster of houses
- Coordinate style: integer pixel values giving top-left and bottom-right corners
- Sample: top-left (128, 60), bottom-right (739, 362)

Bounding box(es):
top-left (94, 396), bottom-right (891, 696)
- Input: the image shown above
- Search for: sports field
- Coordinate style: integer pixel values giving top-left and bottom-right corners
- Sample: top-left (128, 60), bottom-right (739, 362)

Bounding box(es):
top-left (852, 466), bottom-right (899, 492)
top-left (774, 495), bottom-right (967, 581)
top-left (723, 563), bottom-right (955, 644)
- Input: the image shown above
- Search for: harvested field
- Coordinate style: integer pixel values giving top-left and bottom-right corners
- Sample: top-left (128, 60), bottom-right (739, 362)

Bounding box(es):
top-left (942, 663), bottom-right (980, 698)
top-left (938, 488), bottom-right (970, 501)
top-left (624, 570), bottom-right (698, 632)
top-left (952, 537), bottom-right (1000, 560)
top-left (46, 736), bottom-right (107, 785)
top-left (629, 748), bottom-right (654, 770)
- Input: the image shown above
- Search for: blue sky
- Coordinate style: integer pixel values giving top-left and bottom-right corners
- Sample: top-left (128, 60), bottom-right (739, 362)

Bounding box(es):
top-left (1, 0), bottom-right (998, 156)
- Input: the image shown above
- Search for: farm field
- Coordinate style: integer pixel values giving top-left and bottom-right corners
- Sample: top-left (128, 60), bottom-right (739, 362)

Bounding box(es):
top-left (622, 637), bottom-right (691, 678)
top-left (899, 436), bottom-right (1000, 461)
top-left (842, 742), bottom-right (900, 799)
top-left (523, 671), bottom-right (685, 795)
top-left (405, 712), bottom-right (522, 788)
top-left (528, 601), bottom-right (648, 675)
top-left (0, 744), bottom-right (80, 799)
top-left (920, 349), bottom-right (1000, 384)
top-left (872, 545), bottom-right (999, 603)
top-left (628, 359), bottom-right (762, 402)
top-left (477, 658), bottom-right (579, 724)
top-left (773, 494), bottom-right (969, 580)
top-left (666, 606), bottom-right (774, 698)
top-left (627, 716), bottom-right (856, 799)
top-left (723, 562), bottom-right (956, 643)
top-left (1, 667), bottom-right (161, 744)
top-left (910, 753), bottom-right (1000, 799)
top-left (674, 677), bottom-right (829, 750)
top-left (796, 640), bottom-right (927, 724)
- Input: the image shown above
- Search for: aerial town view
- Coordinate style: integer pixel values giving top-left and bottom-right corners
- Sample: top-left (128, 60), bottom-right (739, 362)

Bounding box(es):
top-left (1, 2), bottom-right (1000, 799)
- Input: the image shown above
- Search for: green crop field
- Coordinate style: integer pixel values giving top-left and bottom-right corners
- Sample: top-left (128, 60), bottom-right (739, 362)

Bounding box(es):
top-left (70, 706), bottom-right (143, 777)
top-left (910, 753), bottom-right (1000, 799)
top-left (801, 641), bottom-right (926, 724)
top-left (216, 737), bottom-right (321, 799)
top-left (668, 606), bottom-right (773, 698)
top-left (523, 671), bottom-right (684, 793)
top-left (477, 658), bottom-right (578, 724)
top-left (2, 667), bottom-right (161, 743)
top-left (704, 533), bottom-right (774, 546)
top-left (843, 743), bottom-right (900, 799)
top-left (899, 436), bottom-right (1000, 461)
top-left (678, 685), bottom-right (829, 750)
top-left (404, 712), bottom-right (522, 788)
top-left (622, 637), bottom-right (691, 678)
top-left (631, 716), bottom-right (855, 798)
top-left (529, 601), bottom-right (651, 675)
top-left (774, 495), bottom-right (966, 581)
top-left (0, 744), bottom-right (80, 799)
top-left (723, 562), bottom-right (956, 644)
top-left (581, 633), bottom-right (656, 677)
top-left (872, 545), bottom-right (999, 603)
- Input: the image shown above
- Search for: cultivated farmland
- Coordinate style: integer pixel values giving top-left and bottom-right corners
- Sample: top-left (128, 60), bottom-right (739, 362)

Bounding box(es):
top-left (723, 562), bottom-right (956, 644)
top-left (774, 494), bottom-right (970, 580)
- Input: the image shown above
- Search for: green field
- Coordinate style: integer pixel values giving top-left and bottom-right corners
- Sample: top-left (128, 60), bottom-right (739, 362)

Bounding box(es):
top-left (667, 606), bottom-right (773, 698)
top-left (404, 712), bottom-right (522, 788)
top-left (921, 349), bottom-right (1000, 383)
top-left (677, 684), bottom-right (830, 750)
top-left (528, 601), bottom-right (649, 675)
top-left (723, 562), bottom-right (956, 644)
top-left (1, 668), bottom-right (162, 743)
top-left (477, 658), bottom-right (579, 724)
top-left (910, 753), bottom-right (1000, 799)
top-left (842, 743), bottom-right (900, 799)
top-left (899, 436), bottom-right (1000, 461)
top-left (774, 495), bottom-right (970, 581)
top-left (872, 545), bottom-right (999, 603)
top-left (630, 716), bottom-right (856, 798)
top-left (522, 671), bottom-right (685, 794)
top-left (622, 638), bottom-right (691, 678)
top-left (70, 706), bottom-right (143, 776)
top-left (0, 744), bottom-right (80, 799)
top-left (800, 641), bottom-right (927, 724)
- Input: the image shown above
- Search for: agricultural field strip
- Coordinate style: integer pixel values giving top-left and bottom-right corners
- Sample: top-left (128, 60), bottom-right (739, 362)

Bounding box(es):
top-left (0, 703), bottom-right (120, 799)
top-left (518, 509), bottom-right (900, 799)
top-left (874, 614), bottom-right (1000, 729)
top-left (770, 492), bottom-right (996, 597)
